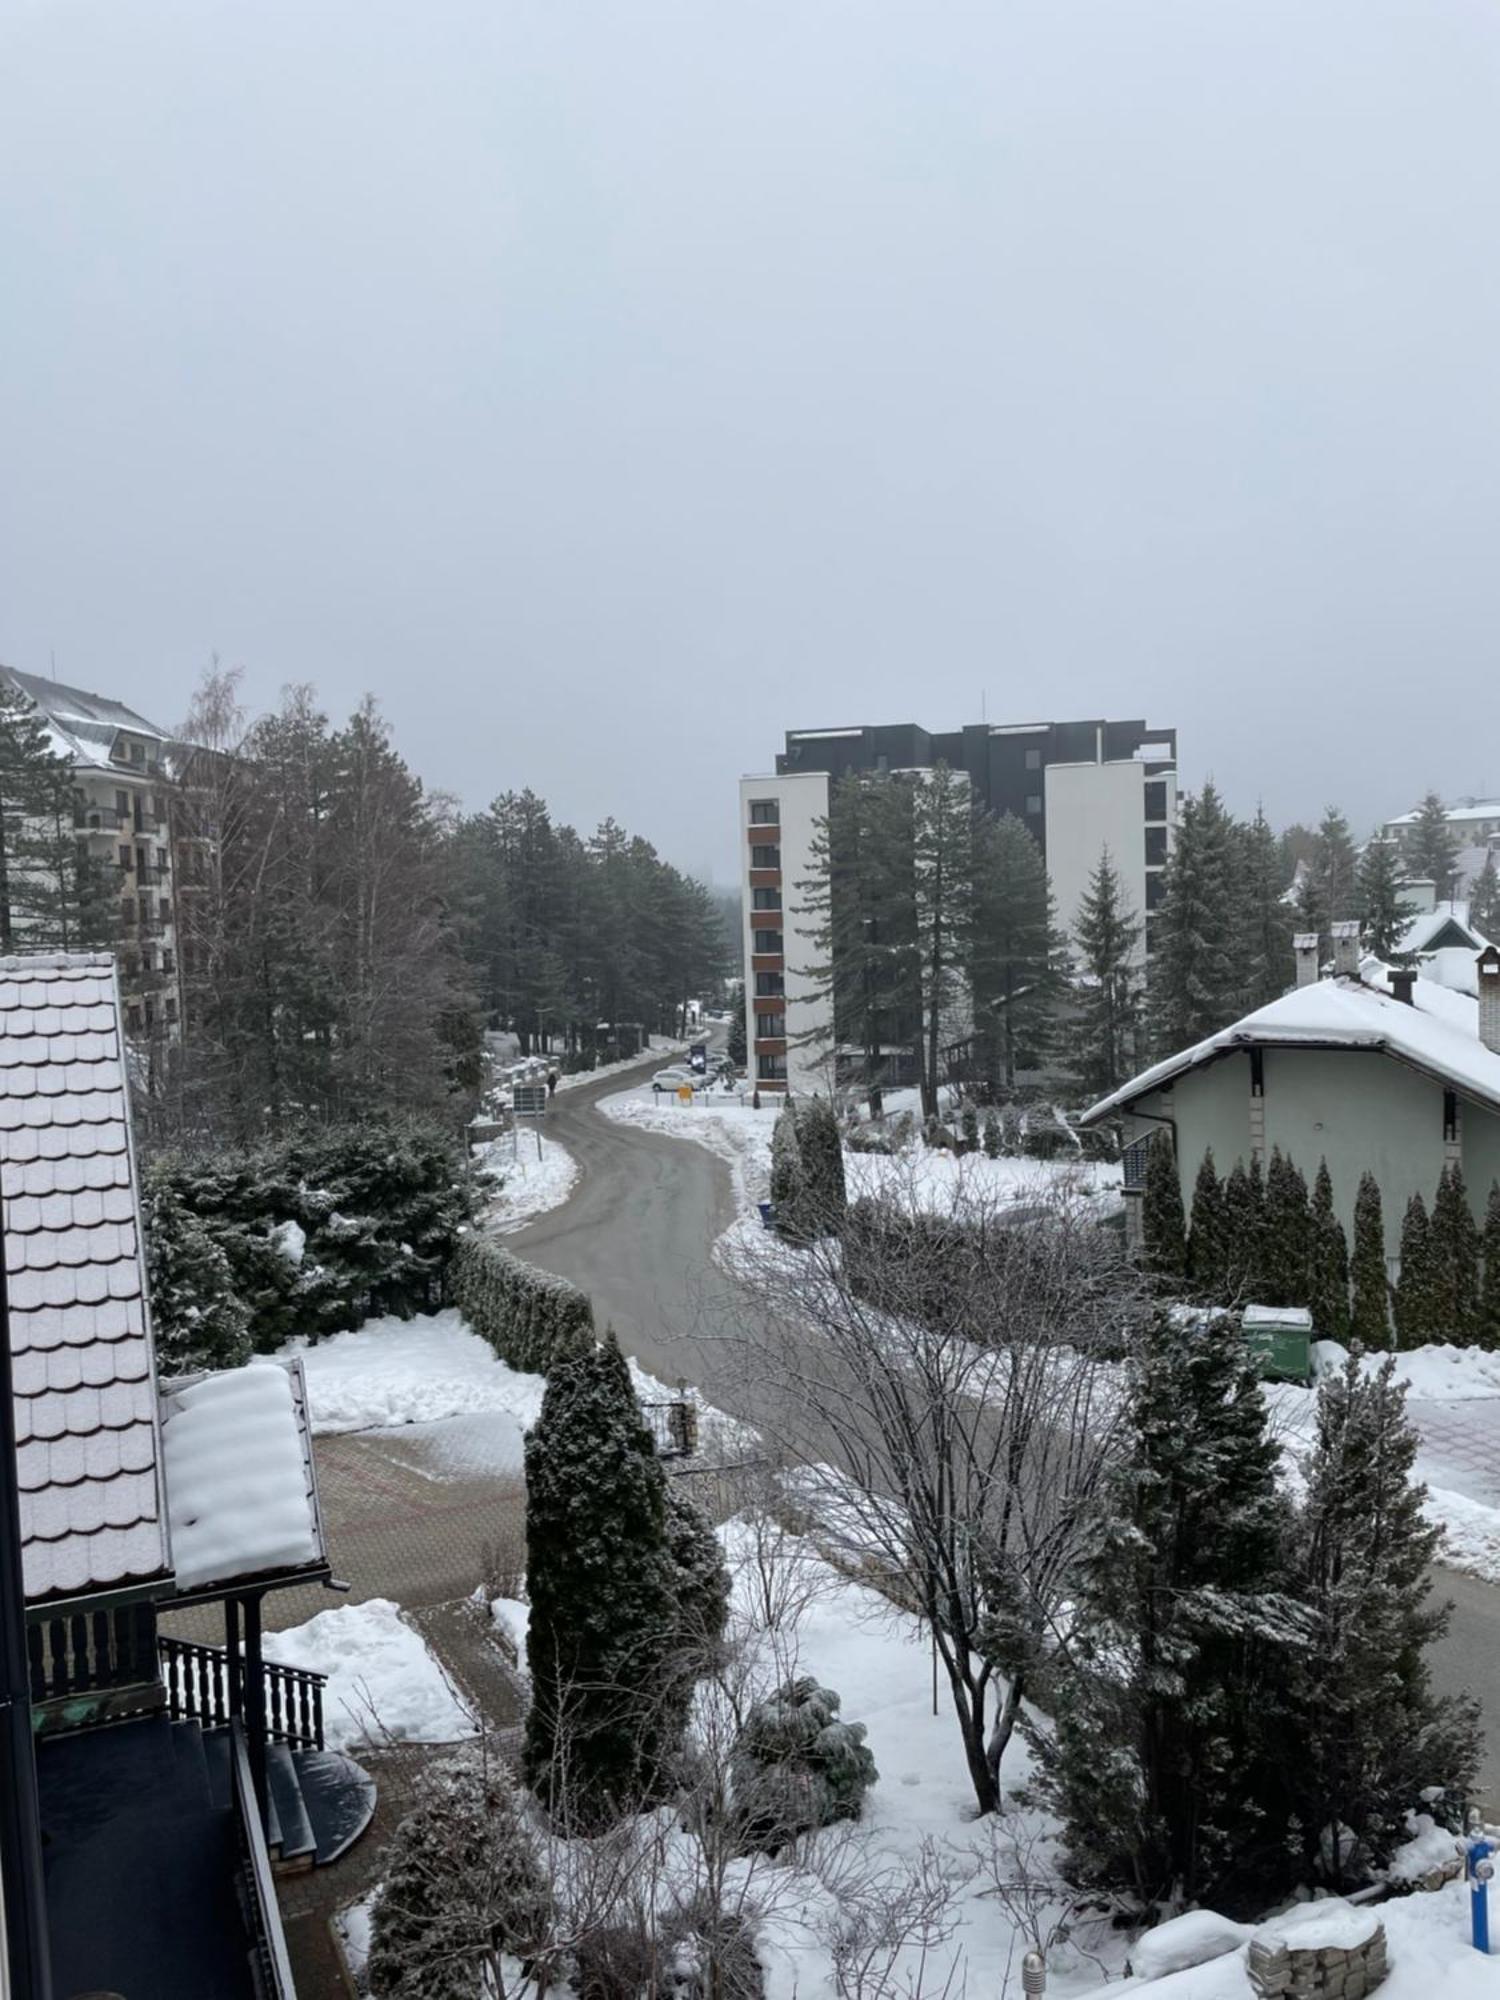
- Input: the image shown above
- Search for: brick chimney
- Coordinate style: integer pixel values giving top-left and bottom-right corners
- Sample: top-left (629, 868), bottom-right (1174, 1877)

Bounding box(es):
top-left (1479, 945), bottom-right (1500, 1053)
top-left (1294, 933), bottom-right (1319, 988)
top-left (1331, 919), bottom-right (1361, 978)
top-left (1391, 967), bottom-right (1416, 1007)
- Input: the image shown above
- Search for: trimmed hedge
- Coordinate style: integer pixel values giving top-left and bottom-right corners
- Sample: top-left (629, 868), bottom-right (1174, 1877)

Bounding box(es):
top-left (448, 1234), bottom-right (595, 1374)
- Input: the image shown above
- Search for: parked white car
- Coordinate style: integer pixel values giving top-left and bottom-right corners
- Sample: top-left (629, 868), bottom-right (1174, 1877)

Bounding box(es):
top-left (652, 1065), bottom-right (702, 1091)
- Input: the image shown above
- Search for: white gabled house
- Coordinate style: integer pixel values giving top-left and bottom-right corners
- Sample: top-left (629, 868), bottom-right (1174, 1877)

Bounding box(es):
top-left (1, 952), bottom-right (373, 1997)
top-left (1082, 926), bottom-right (1500, 1266)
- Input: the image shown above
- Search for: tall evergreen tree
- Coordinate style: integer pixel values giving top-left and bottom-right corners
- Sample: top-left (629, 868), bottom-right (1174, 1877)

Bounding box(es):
top-left (1393, 1194), bottom-right (1435, 1350)
top-left (1141, 1130), bottom-right (1187, 1285)
top-left (1186, 1150), bottom-right (1228, 1302)
top-left (1035, 1309), bottom-right (1299, 1912)
top-left (0, 678), bottom-right (117, 953)
top-left (1403, 792), bottom-right (1461, 899)
top-left (969, 811), bottom-right (1062, 1090)
top-left (1257, 1150), bottom-right (1312, 1308)
top-left (1150, 783), bottom-right (1243, 1055)
top-left (1429, 1161), bottom-right (1481, 1344)
top-left (1470, 850), bottom-right (1500, 942)
top-left (1221, 1158), bottom-right (1261, 1303)
top-left (1306, 806), bottom-right (1359, 946)
top-left (1349, 1172), bottom-right (1391, 1347)
top-left (793, 1095), bottom-right (847, 1236)
top-left (1235, 807), bottom-right (1296, 1009)
top-left (910, 764), bottom-right (974, 1118)
top-left (1307, 1161), bottom-right (1350, 1342)
top-left (1356, 837), bottom-right (1415, 965)
top-left (523, 1335), bottom-right (679, 1825)
top-left (1481, 1182), bottom-right (1500, 1351)
top-left (1285, 1353), bottom-right (1478, 1887)
top-left (1070, 846), bottom-right (1143, 1101)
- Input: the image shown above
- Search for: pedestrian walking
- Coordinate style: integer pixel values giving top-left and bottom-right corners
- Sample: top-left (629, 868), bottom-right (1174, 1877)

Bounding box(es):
top-left (547, 1068), bottom-right (559, 1100)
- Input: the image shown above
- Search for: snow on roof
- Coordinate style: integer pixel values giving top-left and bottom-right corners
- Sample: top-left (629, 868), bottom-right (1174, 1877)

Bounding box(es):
top-left (1387, 799), bottom-right (1500, 827)
top-left (1082, 966), bottom-right (1500, 1125)
top-left (160, 1358), bottom-right (323, 1592)
top-left (1, 666), bottom-right (170, 773)
top-left (1399, 900), bottom-right (1490, 959)
top-left (2, 954), bottom-right (170, 1603)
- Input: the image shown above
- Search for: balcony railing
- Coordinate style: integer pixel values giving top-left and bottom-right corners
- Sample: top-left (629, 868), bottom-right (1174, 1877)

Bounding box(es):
top-left (28, 1600), bottom-right (159, 1720)
top-left (159, 1634), bottom-right (327, 1750)
top-left (229, 1720), bottom-right (298, 2000)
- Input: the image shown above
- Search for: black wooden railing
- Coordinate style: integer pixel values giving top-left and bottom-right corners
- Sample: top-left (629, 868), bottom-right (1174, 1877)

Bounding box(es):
top-left (159, 1635), bottom-right (326, 1750)
top-left (27, 1601), bottom-right (159, 1712)
top-left (229, 1719), bottom-right (297, 2000)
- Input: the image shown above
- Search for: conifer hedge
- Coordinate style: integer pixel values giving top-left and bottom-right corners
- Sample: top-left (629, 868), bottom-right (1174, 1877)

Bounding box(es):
top-left (447, 1234), bottom-right (595, 1374)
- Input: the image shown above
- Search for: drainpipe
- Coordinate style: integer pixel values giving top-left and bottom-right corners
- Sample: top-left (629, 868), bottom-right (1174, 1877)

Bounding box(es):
top-left (0, 1250), bottom-right (55, 1999)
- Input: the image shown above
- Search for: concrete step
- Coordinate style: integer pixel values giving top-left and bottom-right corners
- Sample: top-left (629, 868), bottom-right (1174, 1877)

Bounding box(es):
top-left (267, 1741), bottom-right (315, 1870)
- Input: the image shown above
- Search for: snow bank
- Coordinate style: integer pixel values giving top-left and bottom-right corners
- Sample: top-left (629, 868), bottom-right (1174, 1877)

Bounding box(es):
top-left (1312, 1341), bottom-right (1500, 1402)
top-left (1253, 1897), bottom-right (1379, 1952)
top-left (490, 1596), bottom-right (529, 1676)
top-left (281, 1308), bottom-right (547, 1436)
top-left (478, 1132), bottom-right (580, 1233)
top-left (161, 1362), bottom-right (318, 1590)
top-left (264, 1598), bottom-right (474, 1751)
top-left (1131, 1911), bottom-right (1252, 1980)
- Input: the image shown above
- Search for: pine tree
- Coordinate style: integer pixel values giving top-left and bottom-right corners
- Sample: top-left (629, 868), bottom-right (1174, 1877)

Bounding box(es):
top-left (1186, 1150), bottom-right (1228, 1302)
top-left (1393, 1194), bottom-right (1435, 1350)
top-left (1356, 837), bottom-right (1414, 965)
top-left (1481, 1183), bottom-right (1500, 1351)
top-left (1307, 806), bottom-right (1358, 944)
top-left (1349, 1172), bottom-right (1391, 1347)
top-left (910, 764), bottom-right (974, 1118)
top-left (1070, 847), bottom-right (1143, 1101)
top-left (969, 811), bottom-right (1062, 1090)
top-left (1307, 1161), bottom-right (1350, 1342)
top-left (1141, 1130), bottom-right (1186, 1285)
top-left (1034, 1309), bottom-right (1299, 1912)
top-left (1285, 1354), bottom-right (1478, 1887)
top-left (367, 1757), bottom-right (549, 1999)
top-left (730, 1678), bottom-right (879, 1850)
top-left (0, 677), bottom-right (118, 953)
top-left (1150, 783), bottom-right (1243, 1055)
top-left (1470, 851), bottom-right (1500, 943)
top-left (1221, 1159), bottom-right (1260, 1302)
top-left (1429, 1161), bottom-right (1481, 1345)
top-left (523, 1335), bottom-right (680, 1825)
top-left (770, 1099), bottom-right (814, 1242)
top-left (1235, 808), bottom-right (1296, 1010)
top-left (1257, 1150), bottom-right (1312, 1308)
top-left (1403, 792), bottom-right (1461, 899)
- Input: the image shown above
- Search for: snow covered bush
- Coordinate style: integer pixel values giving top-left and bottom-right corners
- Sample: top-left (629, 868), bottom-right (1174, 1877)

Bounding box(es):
top-left (366, 1755), bottom-right (549, 1999)
top-left (448, 1235), bottom-right (595, 1374)
top-left (142, 1178), bottom-right (253, 1373)
top-left (729, 1678), bottom-right (877, 1852)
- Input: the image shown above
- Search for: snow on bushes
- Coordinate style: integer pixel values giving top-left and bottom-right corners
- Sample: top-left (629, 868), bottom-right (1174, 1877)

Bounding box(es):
top-left (729, 1677), bottom-right (877, 1851)
top-left (446, 1234), bottom-right (595, 1374)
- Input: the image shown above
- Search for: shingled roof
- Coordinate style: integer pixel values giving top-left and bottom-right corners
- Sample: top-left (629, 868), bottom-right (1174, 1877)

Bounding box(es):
top-left (2, 955), bottom-right (170, 1603)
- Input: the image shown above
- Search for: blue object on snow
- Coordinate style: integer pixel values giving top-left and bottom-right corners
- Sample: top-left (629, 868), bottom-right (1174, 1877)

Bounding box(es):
top-left (1464, 1821), bottom-right (1496, 1952)
top-left (758, 1202), bottom-right (775, 1229)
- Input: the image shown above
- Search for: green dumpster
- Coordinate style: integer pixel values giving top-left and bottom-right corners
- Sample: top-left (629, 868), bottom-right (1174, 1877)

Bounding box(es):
top-left (1241, 1304), bottom-right (1313, 1384)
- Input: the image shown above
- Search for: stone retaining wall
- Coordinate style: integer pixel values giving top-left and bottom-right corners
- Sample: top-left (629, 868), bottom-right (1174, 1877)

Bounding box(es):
top-left (1247, 1917), bottom-right (1387, 1999)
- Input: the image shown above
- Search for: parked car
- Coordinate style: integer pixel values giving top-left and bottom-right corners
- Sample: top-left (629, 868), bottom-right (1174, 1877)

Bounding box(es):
top-left (653, 1065), bottom-right (702, 1091)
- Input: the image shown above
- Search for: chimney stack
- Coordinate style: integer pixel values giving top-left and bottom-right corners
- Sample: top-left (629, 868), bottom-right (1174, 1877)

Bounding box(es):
top-left (1331, 919), bottom-right (1361, 979)
top-left (1479, 946), bottom-right (1500, 1053)
top-left (1391, 967), bottom-right (1416, 1007)
top-left (1294, 933), bottom-right (1320, 989)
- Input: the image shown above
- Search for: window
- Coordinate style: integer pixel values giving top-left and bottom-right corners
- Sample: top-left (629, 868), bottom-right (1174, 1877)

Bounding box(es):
top-left (1144, 825), bottom-right (1168, 868)
top-left (753, 929), bottom-right (783, 954)
top-left (158, 897), bottom-right (172, 923)
top-left (1025, 794), bottom-right (1042, 815)
top-left (118, 845), bottom-right (132, 871)
top-left (138, 894), bottom-right (150, 925)
top-left (165, 996), bottom-right (178, 1023)
top-left (129, 742), bottom-right (144, 765)
top-left (754, 971), bottom-right (784, 997)
top-left (162, 949), bottom-right (175, 974)
top-left (143, 996), bottom-right (155, 1027)
top-left (1025, 747), bottom-right (1041, 771)
top-left (752, 887), bottom-right (781, 911)
top-left (156, 847), bottom-right (168, 873)
top-left (756, 1012), bottom-right (783, 1039)
top-left (749, 800), bottom-right (778, 824)
top-left (750, 844), bottom-right (780, 869)
top-left (1144, 779), bottom-right (1168, 821)
top-left (1145, 871), bottom-right (1165, 912)
top-left (757, 1053), bottom-right (787, 1081)
top-left (126, 1005), bottom-right (143, 1034)
top-left (115, 790), bottom-right (129, 818)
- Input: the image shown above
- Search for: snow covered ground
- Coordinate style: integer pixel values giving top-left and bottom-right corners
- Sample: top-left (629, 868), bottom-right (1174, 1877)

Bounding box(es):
top-left (264, 1598), bottom-right (475, 1751)
top-left (478, 1130), bottom-right (580, 1233)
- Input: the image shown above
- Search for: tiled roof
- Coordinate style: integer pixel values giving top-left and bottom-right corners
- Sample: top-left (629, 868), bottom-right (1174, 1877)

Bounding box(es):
top-left (2, 955), bottom-right (170, 1603)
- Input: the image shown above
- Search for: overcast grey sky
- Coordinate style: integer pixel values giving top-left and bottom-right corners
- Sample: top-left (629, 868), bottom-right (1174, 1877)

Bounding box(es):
top-left (3, 0), bottom-right (1498, 883)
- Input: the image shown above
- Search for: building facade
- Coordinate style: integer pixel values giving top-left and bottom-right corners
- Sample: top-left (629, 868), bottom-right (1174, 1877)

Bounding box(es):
top-left (741, 715), bottom-right (1177, 1093)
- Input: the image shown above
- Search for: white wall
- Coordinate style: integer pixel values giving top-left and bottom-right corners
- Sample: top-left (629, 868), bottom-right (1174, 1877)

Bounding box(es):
top-left (1044, 758), bottom-right (1152, 961)
top-left (738, 769), bottom-right (829, 1094)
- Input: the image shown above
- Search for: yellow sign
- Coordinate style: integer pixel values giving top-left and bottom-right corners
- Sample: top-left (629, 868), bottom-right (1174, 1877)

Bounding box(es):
top-left (677, 1083), bottom-right (694, 1104)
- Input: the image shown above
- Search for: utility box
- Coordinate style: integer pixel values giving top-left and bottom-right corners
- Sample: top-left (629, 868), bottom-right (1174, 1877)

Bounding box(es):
top-left (1241, 1304), bottom-right (1314, 1384)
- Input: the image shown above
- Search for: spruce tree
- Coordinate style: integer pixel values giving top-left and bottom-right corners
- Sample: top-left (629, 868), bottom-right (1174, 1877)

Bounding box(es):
top-left (1307, 1160), bottom-right (1350, 1342)
top-left (1349, 1172), bottom-right (1391, 1347)
top-left (910, 764), bottom-right (974, 1117)
top-left (1257, 1150), bottom-right (1312, 1308)
top-left (1308, 806), bottom-right (1358, 941)
top-left (660, 1484), bottom-right (731, 1747)
top-left (982, 1107), bottom-right (1002, 1158)
top-left (1470, 850), bottom-right (1500, 942)
top-left (1356, 837), bottom-right (1414, 965)
top-left (769, 1100), bottom-right (811, 1242)
top-left (1285, 1353), bottom-right (1478, 1887)
top-left (1481, 1182), bottom-right (1500, 1351)
top-left (0, 678), bottom-right (118, 952)
top-left (1235, 807), bottom-right (1296, 1010)
top-left (1150, 783), bottom-right (1243, 1056)
top-left (1393, 1194), bottom-right (1435, 1350)
top-left (1429, 1162), bottom-right (1481, 1344)
top-left (969, 811), bottom-right (1063, 1089)
top-left (1186, 1150), bottom-right (1228, 1302)
top-left (792, 1096), bottom-right (847, 1235)
top-left (523, 1334), bottom-right (680, 1825)
top-left (1221, 1159), bottom-right (1259, 1302)
top-left (1141, 1130), bottom-right (1186, 1285)
top-left (1403, 792), bottom-right (1460, 899)
top-left (1070, 846), bottom-right (1143, 1101)
top-left (1035, 1309), bottom-right (1298, 1912)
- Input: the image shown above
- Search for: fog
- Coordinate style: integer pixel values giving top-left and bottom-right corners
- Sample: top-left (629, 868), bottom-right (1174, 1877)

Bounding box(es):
top-left (3, 0), bottom-right (1498, 882)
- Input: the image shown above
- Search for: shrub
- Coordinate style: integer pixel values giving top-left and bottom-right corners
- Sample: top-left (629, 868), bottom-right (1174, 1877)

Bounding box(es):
top-left (729, 1677), bottom-right (877, 1851)
top-left (961, 1103), bottom-right (980, 1152)
top-left (142, 1179), bottom-right (253, 1374)
top-left (449, 1235), bottom-right (595, 1374)
top-left (982, 1109), bottom-right (1002, 1159)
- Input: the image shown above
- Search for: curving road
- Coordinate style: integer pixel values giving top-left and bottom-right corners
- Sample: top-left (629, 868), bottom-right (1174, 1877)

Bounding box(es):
top-left (512, 1054), bottom-right (1500, 1794)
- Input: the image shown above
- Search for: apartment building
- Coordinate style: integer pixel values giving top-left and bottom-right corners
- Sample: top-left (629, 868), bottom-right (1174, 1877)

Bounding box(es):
top-left (2, 668), bottom-right (181, 1041)
top-left (741, 715), bottom-right (1177, 1093)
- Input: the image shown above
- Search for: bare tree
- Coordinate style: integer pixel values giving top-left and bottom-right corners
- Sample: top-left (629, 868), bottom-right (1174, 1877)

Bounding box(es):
top-left (720, 1165), bottom-right (1147, 1815)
